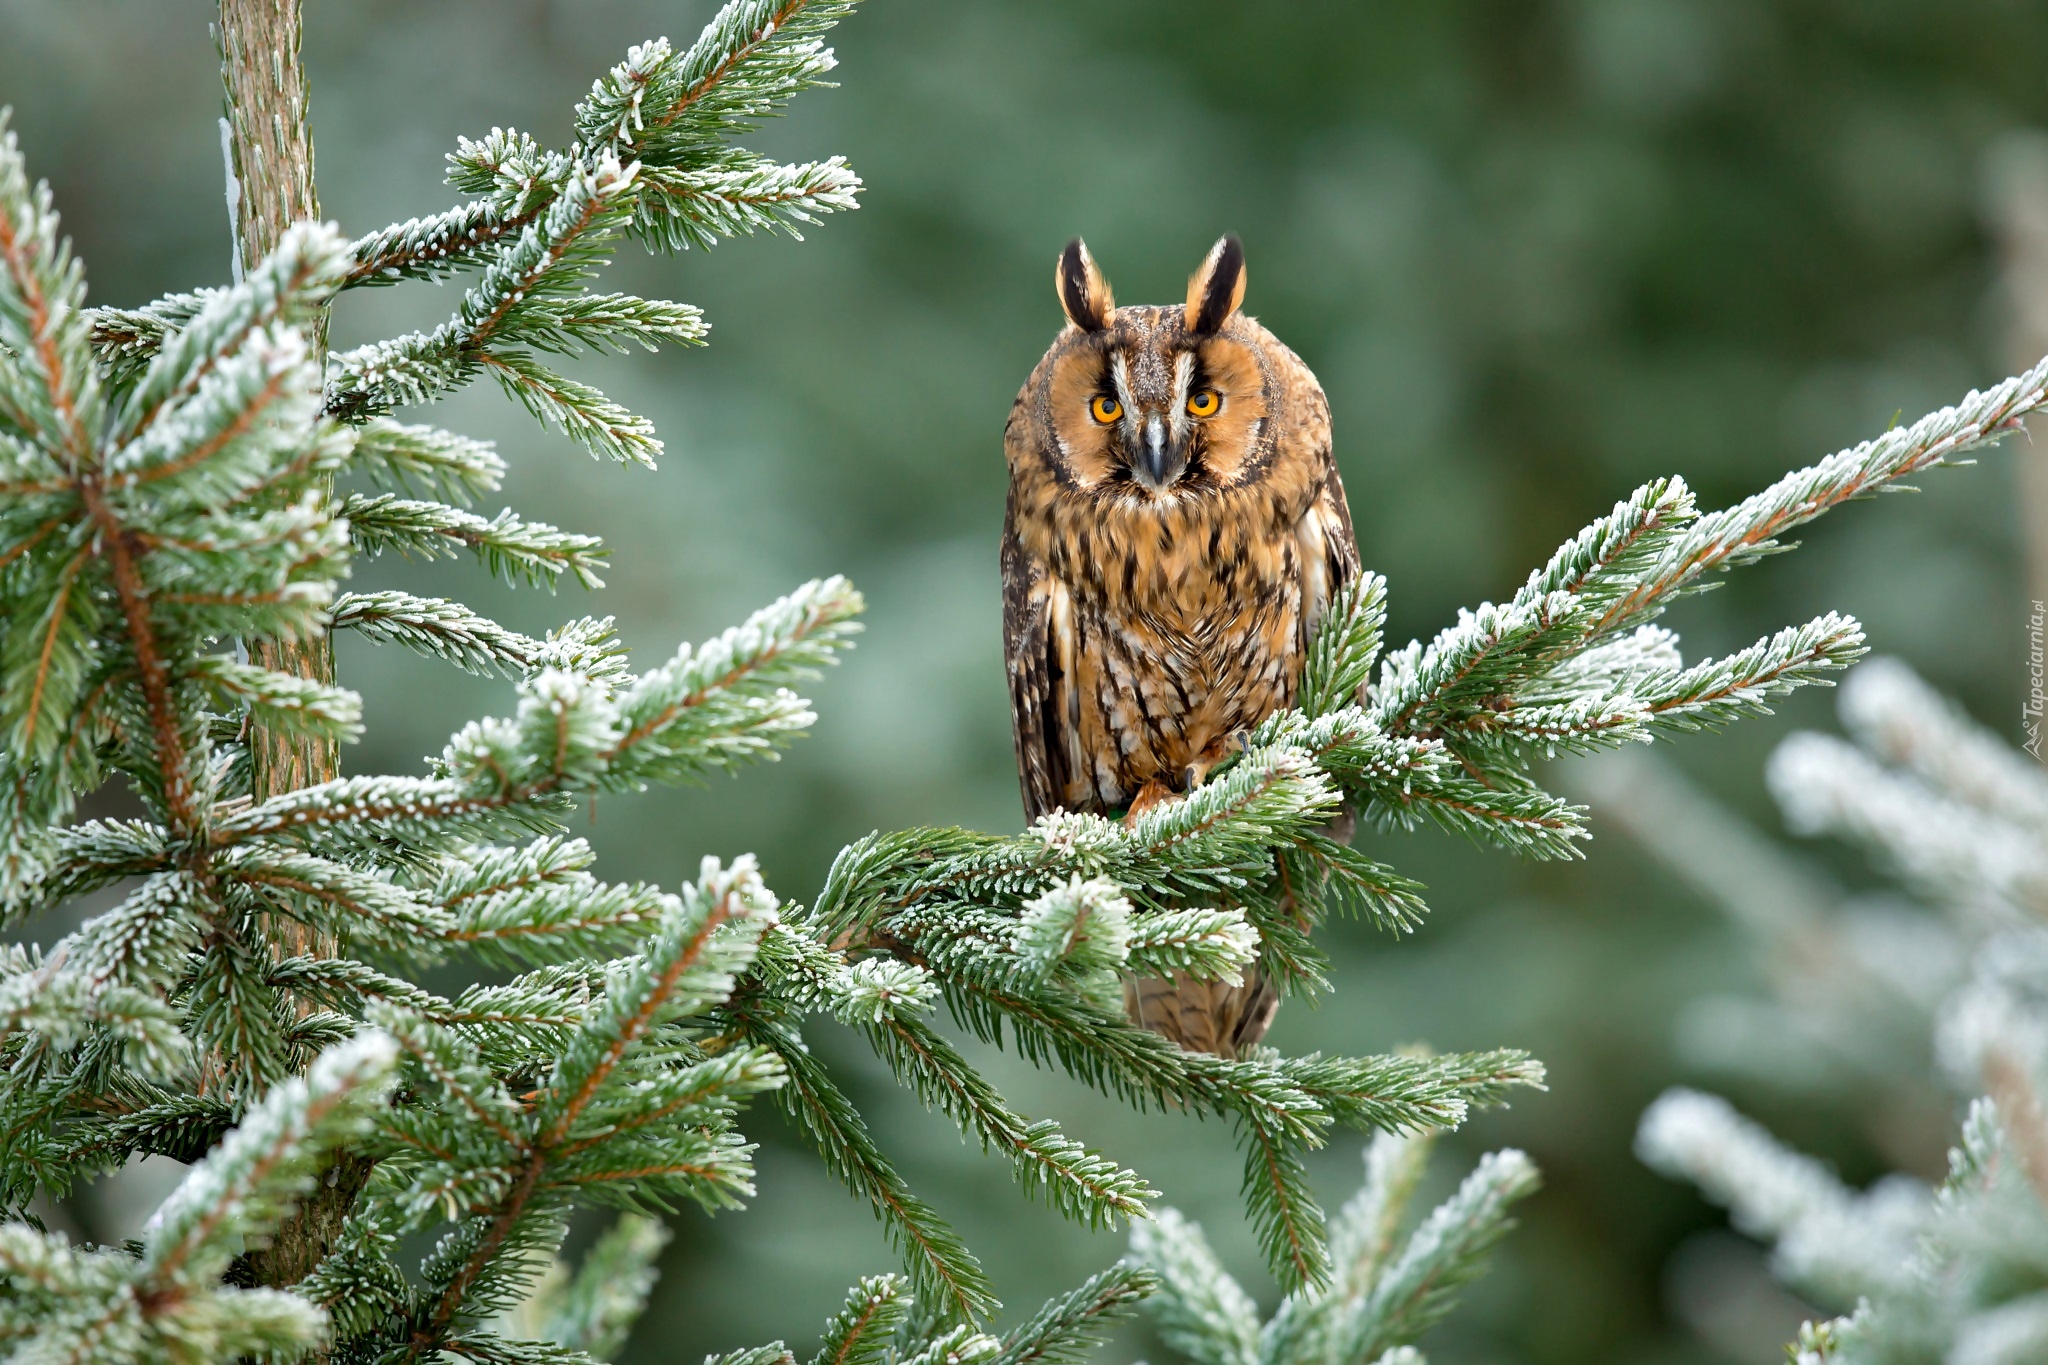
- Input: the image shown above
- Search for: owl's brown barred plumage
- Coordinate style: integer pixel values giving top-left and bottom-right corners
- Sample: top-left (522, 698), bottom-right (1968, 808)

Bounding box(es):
top-left (1001, 235), bottom-right (1361, 1059)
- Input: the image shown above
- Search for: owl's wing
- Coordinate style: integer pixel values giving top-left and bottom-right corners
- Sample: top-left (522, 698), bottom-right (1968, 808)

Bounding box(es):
top-left (1001, 521), bottom-right (1074, 824)
top-left (1316, 458), bottom-right (1362, 591)
top-left (1297, 450), bottom-right (1365, 672)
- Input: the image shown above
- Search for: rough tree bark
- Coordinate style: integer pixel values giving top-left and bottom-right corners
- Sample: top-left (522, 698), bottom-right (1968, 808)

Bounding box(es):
top-left (218, 0), bottom-right (337, 817)
top-left (216, 0), bottom-right (353, 1299)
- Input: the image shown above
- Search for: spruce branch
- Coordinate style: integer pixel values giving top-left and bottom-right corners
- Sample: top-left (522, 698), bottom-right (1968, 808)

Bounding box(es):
top-left (1608, 355), bottom-right (2048, 631)
top-left (990, 1263), bottom-right (1157, 1365)
top-left (862, 1009), bottom-right (1156, 1229)
top-left (0, 108), bottom-right (98, 460)
top-left (1637, 1088), bottom-right (1920, 1305)
top-left (1, 10), bottom-right (886, 1361)
top-left (1296, 576), bottom-right (1387, 720)
top-left (1014, 876), bottom-right (1134, 993)
top-left (1130, 1209), bottom-right (1262, 1365)
top-left (1295, 835), bottom-right (1426, 936)
top-left (824, 954), bottom-right (943, 1027)
top-left (307, 0), bottom-right (865, 474)
top-left (326, 156), bottom-right (649, 440)
top-left (330, 590), bottom-right (544, 677)
top-left (145, 1033), bottom-right (398, 1287)
top-left (6, 818), bottom-right (172, 924)
top-left (63, 868), bottom-right (211, 994)
top-left (374, 1004), bottom-right (526, 1221)
top-left (1136, 1141), bottom-right (1538, 1365)
top-left (0, 943), bottom-right (190, 1085)
top-left (87, 288), bottom-right (215, 390)
top-left (210, 772), bottom-right (571, 861)
top-left (1840, 657), bottom-right (2048, 832)
top-left (538, 856), bottom-right (778, 1149)
top-left (811, 1274), bottom-right (913, 1365)
top-left (0, 202), bottom-right (353, 849)
top-left (437, 862), bottom-right (674, 969)
top-left (0, 1035), bottom-right (397, 1365)
top-left (192, 654), bottom-right (364, 745)
top-left (1260, 1134), bottom-right (1433, 1365)
top-left (514, 1212), bottom-right (672, 1361)
top-left (379, 857), bottom-right (786, 1359)
top-left (456, 154), bottom-right (638, 356)
top-left (1769, 728), bottom-right (2048, 919)
top-left (1337, 1149), bottom-right (1539, 1362)
top-left (574, 2), bottom-right (861, 163)
top-left (900, 1325), bottom-right (1002, 1365)
top-left (209, 576), bottom-right (860, 862)
top-left (1637, 611), bottom-right (1867, 736)
top-left (514, 290), bottom-right (707, 357)
top-left (1352, 358), bottom-right (2048, 798)
top-left (266, 955), bottom-right (443, 1019)
top-left (444, 127), bottom-right (573, 209)
top-left (340, 493), bottom-right (608, 591)
top-left (437, 969), bottom-right (604, 1040)
top-left (347, 0), bottom-right (868, 291)
top-left (217, 846), bottom-right (453, 958)
top-left (345, 199), bottom-right (533, 290)
top-left (709, 1349), bottom-right (800, 1365)
top-left (633, 155), bottom-right (862, 251)
top-left (59, 1092), bottom-right (238, 1171)
top-left (1124, 907), bottom-right (1261, 984)
top-left (188, 932), bottom-right (298, 1091)
top-left (108, 219), bottom-right (346, 449)
top-left (729, 1005), bottom-right (998, 1324)
top-left (604, 574), bottom-right (863, 787)
top-left (346, 416), bottom-right (506, 504)
top-left (2, 540), bottom-right (101, 769)
top-left (480, 347), bottom-right (661, 467)
top-left (1240, 1122), bottom-right (1330, 1294)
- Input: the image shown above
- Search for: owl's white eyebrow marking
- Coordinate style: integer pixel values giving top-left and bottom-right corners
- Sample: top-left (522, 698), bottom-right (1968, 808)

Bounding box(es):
top-left (1109, 352), bottom-right (1135, 407)
top-left (1171, 350), bottom-right (1196, 450)
top-left (1110, 351), bottom-right (1139, 447)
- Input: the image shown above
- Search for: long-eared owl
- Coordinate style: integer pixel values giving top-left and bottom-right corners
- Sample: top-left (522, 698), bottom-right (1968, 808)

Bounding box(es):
top-left (1001, 235), bottom-right (1361, 1059)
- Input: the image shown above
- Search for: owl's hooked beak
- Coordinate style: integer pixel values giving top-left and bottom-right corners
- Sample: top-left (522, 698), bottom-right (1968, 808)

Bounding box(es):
top-left (1133, 412), bottom-right (1187, 491)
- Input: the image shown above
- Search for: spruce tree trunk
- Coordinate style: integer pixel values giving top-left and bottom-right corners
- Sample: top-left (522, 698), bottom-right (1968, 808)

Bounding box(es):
top-left (216, 0), bottom-right (355, 1300)
top-left (219, 0), bottom-right (337, 822)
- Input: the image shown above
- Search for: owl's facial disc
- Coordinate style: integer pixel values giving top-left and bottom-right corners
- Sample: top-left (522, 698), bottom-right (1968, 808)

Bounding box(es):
top-left (1043, 310), bottom-right (1265, 498)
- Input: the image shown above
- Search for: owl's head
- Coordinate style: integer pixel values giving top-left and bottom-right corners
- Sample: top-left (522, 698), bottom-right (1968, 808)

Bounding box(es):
top-left (1024, 234), bottom-right (1288, 499)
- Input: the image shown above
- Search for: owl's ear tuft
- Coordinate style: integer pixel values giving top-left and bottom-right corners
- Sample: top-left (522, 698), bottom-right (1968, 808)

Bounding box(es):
top-left (1057, 238), bottom-right (1115, 332)
top-left (1184, 234), bottom-right (1247, 335)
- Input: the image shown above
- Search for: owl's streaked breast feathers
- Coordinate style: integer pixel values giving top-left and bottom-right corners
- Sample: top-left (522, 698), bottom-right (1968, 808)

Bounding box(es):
top-left (1000, 235), bottom-right (1362, 1058)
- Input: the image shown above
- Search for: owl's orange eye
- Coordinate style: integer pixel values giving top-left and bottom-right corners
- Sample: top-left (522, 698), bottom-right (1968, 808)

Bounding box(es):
top-left (1090, 395), bottom-right (1122, 424)
top-left (1186, 389), bottom-right (1220, 418)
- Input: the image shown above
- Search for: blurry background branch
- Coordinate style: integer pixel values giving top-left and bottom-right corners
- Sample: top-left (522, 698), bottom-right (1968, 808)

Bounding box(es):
top-left (1612, 659), bottom-right (2048, 1360)
top-left (1984, 131), bottom-right (2048, 616)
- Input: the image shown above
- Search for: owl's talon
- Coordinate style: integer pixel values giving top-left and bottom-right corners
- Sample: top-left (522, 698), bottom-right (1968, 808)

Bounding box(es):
top-left (1181, 729), bottom-right (1255, 791)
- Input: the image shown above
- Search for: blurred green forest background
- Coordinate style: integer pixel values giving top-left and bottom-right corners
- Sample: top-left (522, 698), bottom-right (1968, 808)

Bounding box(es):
top-left (3, 1), bottom-right (2042, 1361)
